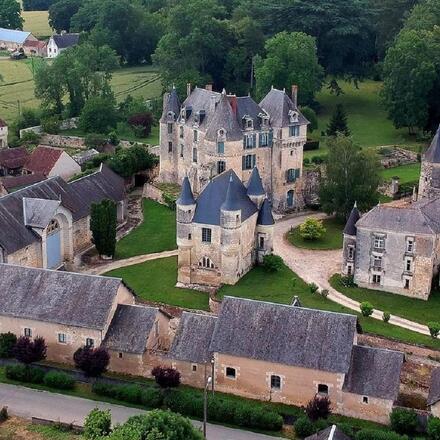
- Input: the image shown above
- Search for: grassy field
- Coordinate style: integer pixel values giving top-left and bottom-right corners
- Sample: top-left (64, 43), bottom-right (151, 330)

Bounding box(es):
top-left (287, 217), bottom-right (344, 250)
top-left (115, 199), bottom-right (176, 259)
top-left (305, 80), bottom-right (426, 159)
top-left (380, 162), bottom-right (421, 184)
top-left (218, 262), bottom-right (440, 350)
top-left (105, 256), bottom-right (209, 310)
top-left (22, 10), bottom-right (52, 37)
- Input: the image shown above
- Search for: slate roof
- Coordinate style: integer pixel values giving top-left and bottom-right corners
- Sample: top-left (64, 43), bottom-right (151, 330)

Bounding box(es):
top-left (0, 173), bottom-right (46, 192)
top-left (236, 96), bottom-right (264, 131)
top-left (169, 312), bottom-right (217, 364)
top-left (210, 297), bottom-right (357, 373)
top-left (52, 33), bottom-right (79, 49)
top-left (24, 146), bottom-right (64, 176)
top-left (424, 124), bottom-right (440, 163)
top-left (193, 170), bottom-right (258, 225)
top-left (23, 197), bottom-right (60, 228)
top-left (160, 88), bottom-right (181, 122)
top-left (428, 368), bottom-right (440, 406)
top-left (257, 198), bottom-right (274, 225)
top-left (0, 264), bottom-right (122, 330)
top-left (103, 304), bottom-right (158, 354)
top-left (0, 147), bottom-right (29, 169)
top-left (343, 345), bottom-right (403, 401)
top-left (344, 204), bottom-right (360, 236)
top-left (259, 88), bottom-right (309, 128)
top-left (247, 167), bottom-right (265, 196)
top-left (0, 165), bottom-right (124, 254)
top-left (0, 28), bottom-right (31, 44)
top-left (0, 119), bottom-right (7, 127)
top-left (305, 426), bottom-right (352, 440)
top-left (177, 176), bottom-right (195, 206)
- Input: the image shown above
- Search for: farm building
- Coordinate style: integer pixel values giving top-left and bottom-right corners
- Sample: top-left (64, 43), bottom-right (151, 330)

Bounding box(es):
top-left (0, 28), bottom-right (38, 51)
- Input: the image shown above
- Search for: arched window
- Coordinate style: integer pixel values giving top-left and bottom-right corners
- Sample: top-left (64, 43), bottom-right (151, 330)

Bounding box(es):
top-left (199, 256), bottom-right (215, 269)
top-left (47, 219), bottom-right (60, 234)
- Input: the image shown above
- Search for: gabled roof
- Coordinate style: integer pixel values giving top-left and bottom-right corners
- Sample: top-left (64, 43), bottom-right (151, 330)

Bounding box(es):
top-left (177, 176), bottom-right (195, 206)
top-left (236, 96), bottom-right (264, 131)
top-left (0, 173), bottom-right (46, 192)
top-left (51, 33), bottom-right (79, 49)
top-left (305, 426), bottom-right (352, 440)
top-left (103, 304), bottom-right (158, 354)
top-left (247, 167), bottom-right (265, 196)
top-left (193, 170), bottom-right (258, 226)
top-left (24, 146), bottom-right (64, 176)
top-left (210, 297), bottom-right (357, 373)
top-left (424, 124), bottom-right (440, 164)
top-left (344, 203), bottom-right (360, 236)
top-left (0, 28), bottom-right (31, 44)
top-left (23, 197), bottom-right (60, 228)
top-left (343, 345), bottom-right (403, 401)
top-left (169, 312), bottom-right (217, 364)
top-left (257, 198), bottom-right (274, 225)
top-left (0, 147), bottom-right (29, 169)
top-left (259, 88), bottom-right (309, 128)
top-left (0, 264), bottom-right (122, 330)
top-left (428, 368), bottom-right (440, 406)
top-left (160, 88), bottom-right (181, 123)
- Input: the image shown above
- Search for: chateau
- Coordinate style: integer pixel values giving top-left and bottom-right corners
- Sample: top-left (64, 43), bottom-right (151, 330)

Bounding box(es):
top-left (342, 125), bottom-right (440, 299)
top-left (159, 85), bottom-right (309, 212)
top-left (176, 168), bottom-right (274, 287)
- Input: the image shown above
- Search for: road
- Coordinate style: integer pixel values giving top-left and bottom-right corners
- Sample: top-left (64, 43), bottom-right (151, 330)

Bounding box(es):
top-left (0, 383), bottom-right (279, 440)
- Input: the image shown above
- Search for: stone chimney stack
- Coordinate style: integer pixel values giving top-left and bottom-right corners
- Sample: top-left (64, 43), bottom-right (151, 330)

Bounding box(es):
top-left (228, 95), bottom-right (237, 115)
top-left (291, 84), bottom-right (298, 108)
top-left (187, 83), bottom-right (191, 98)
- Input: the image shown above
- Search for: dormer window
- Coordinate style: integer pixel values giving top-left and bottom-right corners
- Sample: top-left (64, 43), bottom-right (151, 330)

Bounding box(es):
top-left (288, 110), bottom-right (299, 123)
top-left (180, 108), bottom-right (186, 122)
top-left (243, 116), bottom-right (253, 130)
top-left (167, 111), bottom-right (175, 121)
top-left (218, 128), bottom-right (225, 137)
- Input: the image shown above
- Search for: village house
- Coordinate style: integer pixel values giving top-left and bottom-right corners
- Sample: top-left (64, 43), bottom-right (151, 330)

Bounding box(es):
top-left (23, 39), bottom-right (47, 57)
top-left (23, 145), bottom-right (81, 181)
top-left (0, 119), bottom-right (8, 149)
top-left (0, 164), bottom-right (126, 268)
top-left (342, 125), bottom-right (440, 299)
top-left (0, 28), bottom-right (38, 52)
top-left (0, 147), bottom-right (29, 176)
top-left (428, 368), bottom-right (440, 417)
top-left (47, 33), bottom-right (80, 58)
top-left (159, 85), bottom-right (308, 212)
top-left (176, 168), bottom-right (274, 287)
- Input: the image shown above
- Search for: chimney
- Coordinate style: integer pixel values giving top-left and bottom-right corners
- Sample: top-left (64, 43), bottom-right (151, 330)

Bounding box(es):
top-left (186, 83), bottom-right (191, 98)
top-left (162, 92), bottom-right (170, 111)
top-left (228, 95), bottom-right (237, 115)
top-left (291, 85), bottom-right (298, 108)
top-left (205, 84), bottom-right (213, 91)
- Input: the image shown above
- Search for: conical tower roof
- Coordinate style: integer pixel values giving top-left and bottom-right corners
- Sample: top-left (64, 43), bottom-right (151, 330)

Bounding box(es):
top-left (221, 174), bottom-right (242, 211)
top-left (425, 124), bottom-right (440, 163)
top-left (177, 176), bottom-right (195, 206)
top-left (160, 87), bottom-right (180, 122)
top-left (247, 167), bottom-right (265, 196)
top-left (344, 202), bottom-right (360, 236)
top-left (257, 198), bottom-right (274, 225)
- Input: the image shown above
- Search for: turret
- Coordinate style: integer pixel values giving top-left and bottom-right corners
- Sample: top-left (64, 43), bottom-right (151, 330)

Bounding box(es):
top-left (342, 202), bottom-right (360, 276)
top-left (247, 167), bottom-right (265, 208)
top-left (256, 198), bottom-right (274, 263)
top-left (220, 174), bottom-right (242, 230)
top-left (176, 176), bottom-right (195, 247)
top-left (419, 124), bottom-right (440, 199)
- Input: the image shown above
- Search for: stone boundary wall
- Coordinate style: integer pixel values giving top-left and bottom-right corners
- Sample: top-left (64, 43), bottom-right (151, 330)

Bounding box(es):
top-left (40, 134), bottom-right (87, 149)
top-left (380, 147), bottom-right (418, 168)
top-left (19, 117), bottom-right (78, 138)
top-left (143, 182), bottom-right (165, 204)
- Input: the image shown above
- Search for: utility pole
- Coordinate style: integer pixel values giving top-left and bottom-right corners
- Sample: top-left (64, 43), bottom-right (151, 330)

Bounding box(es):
top-left (203, 376), bottom-right (212, 439)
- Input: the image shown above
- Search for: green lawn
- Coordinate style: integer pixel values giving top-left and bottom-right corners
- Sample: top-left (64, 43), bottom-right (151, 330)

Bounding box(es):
top-left (105, 256), bottom-right (209, 310)
top-left (330, 274), bottom-right (440, 327)
top-left (22, 10), bottom-right (52, 37)
top-left (287, 217), bottom-right (344, 250)
top-left (218, 263), bottom-right (440, 350)
top-left (115, 199), bottom-right (176, 260)
top-left (380, 162), bottom-right (421, 184)
top-left (305, 80), bottom-right (425, 159)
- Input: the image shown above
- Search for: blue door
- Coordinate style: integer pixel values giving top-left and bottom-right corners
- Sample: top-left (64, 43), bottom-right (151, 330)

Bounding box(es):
top-left (287, 190), bottom-right (294, 208)
top-left (47, 221), bottom-right (62, 269)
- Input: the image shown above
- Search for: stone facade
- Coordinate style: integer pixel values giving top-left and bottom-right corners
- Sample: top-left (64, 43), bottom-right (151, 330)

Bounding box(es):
top-left (0, 120), bottom-right (7, 149)
top-left (159, 86), bottom-right (308, 212)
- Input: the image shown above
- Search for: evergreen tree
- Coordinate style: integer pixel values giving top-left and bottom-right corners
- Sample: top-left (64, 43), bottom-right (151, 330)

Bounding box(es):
top-left (90, 199), bottom-right (117, 258)
top-left (326, 103), bottom-right (350, 136)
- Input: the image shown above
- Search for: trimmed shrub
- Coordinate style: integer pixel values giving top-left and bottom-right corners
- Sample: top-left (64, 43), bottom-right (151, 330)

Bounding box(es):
top-left (151, 366), bottom-right (181, 388)
top-left (84, 408), bottom-right (111, 440)
top-left (390, 408), bottom-right (418, 435)
top-left (5, 364), bottom-right (45, 384)
top-left (0, 406), bottom-right (8, 422)
top-left (0, 332), bottom-right (17, 358)
top-left (305, 396), bottom-right (331, 421)
top-left (360, 301), bottom-right (374, 317)
top-left (74, 346), bottom-right (110, 377)
top-left (383, 311), bottom-right (391, 323)
top-left (13, 336), bottom-right (46, 365)
top-left (309, 282), bottom-right (319, 294)
top-left (355, 429), bottom-right (409, 440)
top-left (304, 140), bottom-right (320, 151)
top-left (294, 416), bottom-right (315, 437)
top-left (428, 417), bottom-right (440, 440)
top-left (115, 384), bottom-right (143, 404)
top-left (43, 371), bottom-right (75, 390)
top-left (428, 322), bottom-right (440, 338)
top-left (140, 387), bottom-right (163, 408)
top-left (340, 275), bottom-right (356, 287)
top-left (299, 218), bottom-right (326, 241)
top-left (262, 254), bottom-right (284, 272)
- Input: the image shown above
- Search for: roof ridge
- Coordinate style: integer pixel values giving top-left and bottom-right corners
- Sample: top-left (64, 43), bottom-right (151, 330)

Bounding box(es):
top-left (0, 176), bottom-right (61, 201)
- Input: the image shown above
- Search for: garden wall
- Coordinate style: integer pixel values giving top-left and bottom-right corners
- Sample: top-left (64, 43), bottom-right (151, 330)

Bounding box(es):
top-left (19, 118), bottom-right (78, 138)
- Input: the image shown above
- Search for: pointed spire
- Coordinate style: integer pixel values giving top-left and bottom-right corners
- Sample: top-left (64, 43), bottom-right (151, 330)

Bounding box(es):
top-left (221, 88), bottom-right (227, 95)
top-left (177, 176), bottom-right (195, 206)
top-left (247, 167), bottom-right (265, 196)
top-left (343, 203), bottom-right (360, 236)
top-left (221, 173), bottom-right (241, 211)
top-left (424, 124), bottom-right (440, 163)
top-left (257, 198), bottom-right (274, 225)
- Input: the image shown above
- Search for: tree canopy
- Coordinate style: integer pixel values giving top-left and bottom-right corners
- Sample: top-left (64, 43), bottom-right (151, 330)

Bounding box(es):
top-left (0, 0), bottom-right (23, 29)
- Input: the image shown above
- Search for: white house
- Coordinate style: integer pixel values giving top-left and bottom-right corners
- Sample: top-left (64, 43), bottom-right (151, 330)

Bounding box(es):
top-left (0, 119), bottom-right (7, 149)
top-left (47, 33), bottom-right (80, 58)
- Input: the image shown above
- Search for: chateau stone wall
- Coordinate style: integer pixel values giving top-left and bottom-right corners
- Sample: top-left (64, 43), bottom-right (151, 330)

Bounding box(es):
top-left (7, 242), bottom-right (42, 268)
top-left (72, 216), bottom-right (91, 252)
top-left (39, 134), bottom-right (86, 149)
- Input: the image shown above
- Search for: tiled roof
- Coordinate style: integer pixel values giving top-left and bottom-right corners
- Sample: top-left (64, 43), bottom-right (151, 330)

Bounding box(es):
top-left (428, 368), bottom-right (440, 406)
top-left (0, 28), bottom-right (31, 44)
top-left (0, 264), bottom-right (122, 330)
top-left (210, 297), bottom-right (357, 373)
top-left (0, 173), bottom-right (46, 191)
top-left (343, 345), bottom-right (403, 401)
top-left (24, 146), bottom-right (64, 176)
top-left (0, 147), bottom-right (29, 169)
top-left (52, 33), bottom-right (79, 49)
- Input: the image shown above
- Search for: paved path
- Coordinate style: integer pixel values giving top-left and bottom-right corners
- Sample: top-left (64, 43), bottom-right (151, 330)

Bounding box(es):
top-left (86, 249), bottom-right (178, 275)
top-left (0, 383), bottom-right (278, 440)
top-left (273, 214), bottom-right (431, 336)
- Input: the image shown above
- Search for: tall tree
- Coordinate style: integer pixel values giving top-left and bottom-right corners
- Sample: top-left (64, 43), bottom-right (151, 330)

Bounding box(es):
top-left (327, 103), bottom-right (350, 136)
top-left (319, 134), bottom-right (381, 220)
top-left (90, 199), bottom-right (117, 257)
top-left (48, 0), bottom-right (82, 33)
top-left (254, 31), bottom-right (324, 104)
top-left (0, 0), bottom-right (23, 30)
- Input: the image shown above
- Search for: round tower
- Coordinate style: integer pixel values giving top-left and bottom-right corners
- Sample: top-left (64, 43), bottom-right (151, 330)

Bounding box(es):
top-left (419, 124), bottom-right (440, 199)
top-left (342, 202), bottom-right (360, 277)
top-left (256, 198), bottom-right (275, 263)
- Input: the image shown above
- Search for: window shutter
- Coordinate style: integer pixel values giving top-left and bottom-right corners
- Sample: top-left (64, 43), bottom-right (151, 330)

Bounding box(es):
top-left (242, 155), bottom-right (245, 170)
top-left (295, 168), bottom-right (300, 178)
top-left (252, 133), bottom-right (257, 148)
top-left (268, 130), bottom-right (273, 146)
top-left (252, 154), bottom-right (256, 168)
top-left (243, 136), bottom-right (246, 149)
top-left (258, 133), bottom-right (262, 147)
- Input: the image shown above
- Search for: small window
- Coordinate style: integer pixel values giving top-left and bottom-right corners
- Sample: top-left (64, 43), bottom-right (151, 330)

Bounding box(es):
top-left (217, 141), bottom-right (225, 154)
top-left (58, 333), bottom-right (67, 344)
top-left (188, 233), bottom-right (192, 240)
top-left (217, 160), bottom-right (226, 174)
top-left (86, 338), bottom-right (94, 347)
top-left (180, 144), bottom-right (184, 158)
top-left (202, 228), bottom-right (212, 243)
top-left (373, 255), bottom-right (382, 269)
top-left (347, 265), bottom-right (352, 276)
top-left (226, 367), bottom-right (236, 378)
top-left (24, 328), bottom-right (32, 337)
top-left (244, 134), bottom-right (256, 149)
top-left (405, 259), bottom-right (412, 272)
top-left (192, 147), bottom-right (198, 163)
top-left (192, 364), bottom-right (197, 372)
top-left (168, 141), bottom-right (173, 153)
top-left (259, 236), bottom-right (265, 250)
top-left (118, 352), bottom-right (123, 358)
top-left (373, 236), bottom-right (385, 249)
top-left (167, 123), bottom-right (173, 134)
top-left (246, 118), bottom-right (253, 129)
top-left (201, 256), bottom-right (214, 268)
top-left (404, 279), bottom-right (410, 289)
top-left (372, 274), bottom-right (381, 284)
top-left (286, 168), bottom-right (300, 183)
top-left (363, 396), bottom-right (369, 404)
top-left (260, 132), bottom-right (268, 147)
top-left (289, 125), bottom-right (300, 137)
top-left (270, 375), bottom-right (281, 390)
top-left (179, 126), bottom-right (184, 138)
top-left (317, 384), bottom-right (328, 395)
top-left (193, 130), bottom-right (198, 142)
top-left (406, 238), bottom-right (414, 252)
top-left (242, 154), bottom-right (256, 170)
top-left (348, 246), bottom-right (355, 260)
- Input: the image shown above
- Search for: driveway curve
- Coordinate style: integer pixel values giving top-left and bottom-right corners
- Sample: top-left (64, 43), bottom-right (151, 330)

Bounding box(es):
top-left (273, 214), bottom-right (430, 336)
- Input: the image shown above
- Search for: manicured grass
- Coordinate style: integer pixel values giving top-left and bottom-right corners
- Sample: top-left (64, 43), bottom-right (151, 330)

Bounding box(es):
top-left (116, 199), bottom-right (176, 259)
top-left (218, 263), bottom-right (440, 350)
top-left (105, 256), bottom-right (209, 310)
top-left (330, 274), bottom-right (440, 326)
top-left (28, 424), bottom-right (81, 439)
top-left (304, 80), bottom-right (425, 159)
top-left (22, 10), bottom-right (52, 37)
top-left (287, 217), bottom-right (344, 250)
top-left (380, 162), bottom-right (421, 184)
